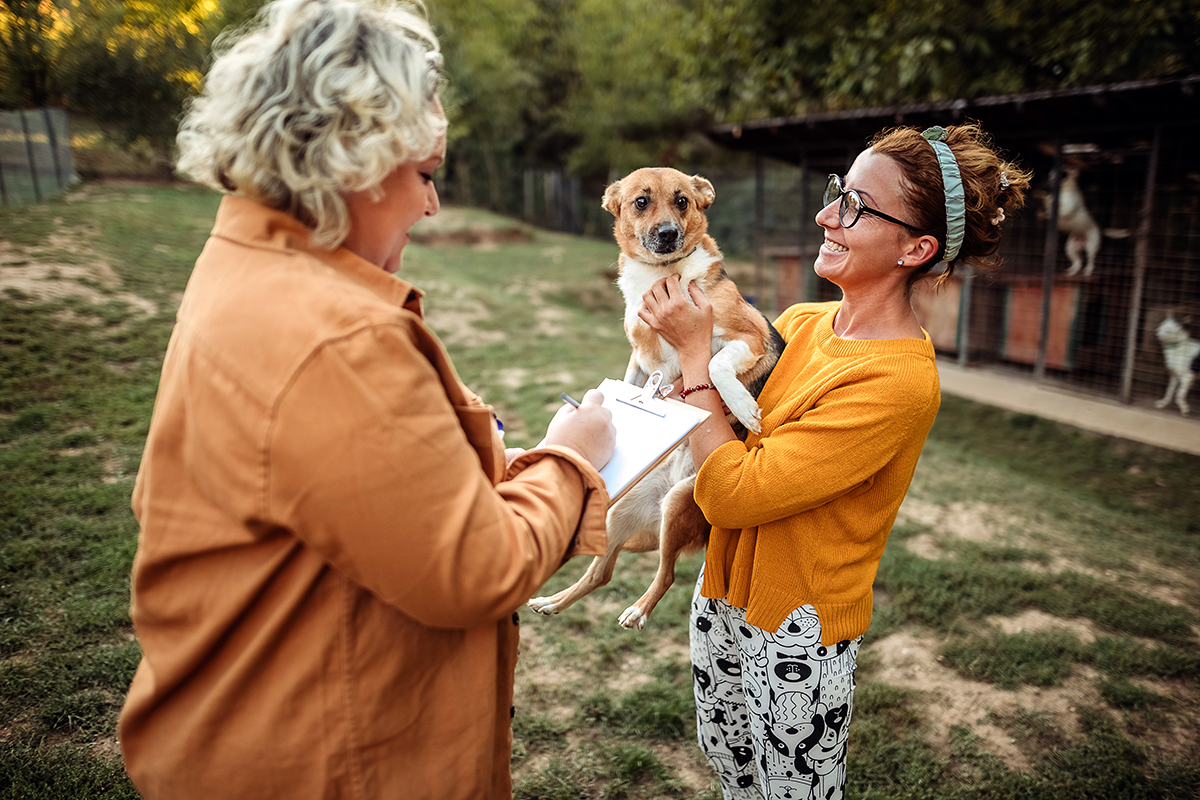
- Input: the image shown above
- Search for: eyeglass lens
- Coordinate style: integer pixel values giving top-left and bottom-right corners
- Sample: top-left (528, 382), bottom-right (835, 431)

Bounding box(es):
top-left (824, 175), bottom-right (863, 228)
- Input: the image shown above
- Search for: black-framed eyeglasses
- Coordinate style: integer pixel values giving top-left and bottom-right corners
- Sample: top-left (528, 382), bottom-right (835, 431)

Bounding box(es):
top-left (823, 174), bottom-right (925, 233)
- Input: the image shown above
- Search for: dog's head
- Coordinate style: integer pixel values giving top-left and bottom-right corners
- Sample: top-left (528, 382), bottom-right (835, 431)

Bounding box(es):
top-left (1157, 316), bottom-right (1188, 344)
top-left (602, 168), bottom-right (715, 264)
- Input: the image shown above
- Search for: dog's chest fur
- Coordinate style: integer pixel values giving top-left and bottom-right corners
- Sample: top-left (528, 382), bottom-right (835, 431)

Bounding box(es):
top-left (1159, 324), bottom-right (1200, 376)
top-left (617, 245), bottom-right (726, 364)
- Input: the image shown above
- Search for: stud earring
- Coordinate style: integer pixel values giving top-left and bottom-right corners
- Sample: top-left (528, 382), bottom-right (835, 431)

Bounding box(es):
top-left (897, 259), bottom-right (905, 266)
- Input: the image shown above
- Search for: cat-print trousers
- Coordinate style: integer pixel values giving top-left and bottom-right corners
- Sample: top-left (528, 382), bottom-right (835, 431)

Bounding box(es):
top-left (690, 572), bottom-right (862, 800)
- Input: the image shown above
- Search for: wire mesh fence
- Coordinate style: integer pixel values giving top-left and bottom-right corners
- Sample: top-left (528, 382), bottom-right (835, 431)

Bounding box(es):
top-left (393, 112), bottom-right (1200, 417)
top-left (0, 108), bottom-right (79, 206)
top-left (749, 126), bottom-right (1200, 415)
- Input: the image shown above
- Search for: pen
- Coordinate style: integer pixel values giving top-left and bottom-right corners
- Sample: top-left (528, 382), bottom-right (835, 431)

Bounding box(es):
top-left (560, 392), bottom-right (580, 408)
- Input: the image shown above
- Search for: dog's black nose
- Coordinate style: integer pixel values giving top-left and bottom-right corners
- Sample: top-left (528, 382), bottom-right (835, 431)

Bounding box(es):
top-left (651, 223), bottom-right (680, 254)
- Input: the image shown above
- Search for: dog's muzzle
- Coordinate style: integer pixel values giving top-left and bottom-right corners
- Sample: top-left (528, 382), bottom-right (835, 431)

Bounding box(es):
top-left (644, 223), bottom-right (682, 255)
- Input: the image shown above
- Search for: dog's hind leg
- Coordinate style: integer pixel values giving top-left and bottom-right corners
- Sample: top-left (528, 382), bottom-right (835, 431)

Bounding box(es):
top-left (618, 476), bottom-right (708, 630)
top-left (528, 472), bottom-right (664, 616)
top-left (1155, 374), bottom-right (1179, 410)
top-left (1065, 233), bottom-right (1085, 276)
top-left (1083, 226), bottom-right (1101, 276)
top-left (1177, 372), bottom-right (1193, 415)
top-left (528, 550), bottom-right (623, 616)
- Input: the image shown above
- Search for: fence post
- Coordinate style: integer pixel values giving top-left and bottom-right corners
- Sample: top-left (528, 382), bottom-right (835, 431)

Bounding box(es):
top-left (1035, 139), bottom-right (1063, 381)
top-left (1120, 125), bottom-right (1161, 404)
top-left (547, 170), bottom-right (559, 230)
top-left (42, 107), bottom-right (64, 190)
top-left (19, 110), bottom-right (44, 204)
top-left (523, 169), bottom-right (535, 222)
top-left (957, 266), bottom-right (973, 367)
top-left (754, 154), bottom-right (764, 303)
top-left (796, 151), bottom-right (810, 304)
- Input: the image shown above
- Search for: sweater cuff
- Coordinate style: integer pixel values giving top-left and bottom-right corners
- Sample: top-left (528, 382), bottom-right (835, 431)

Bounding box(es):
top-left (505, 445), bottom-right (609, 559)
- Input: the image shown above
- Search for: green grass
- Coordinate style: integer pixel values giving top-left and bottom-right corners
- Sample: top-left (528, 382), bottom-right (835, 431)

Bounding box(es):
top-left (873, 535), bottom-right (1197, 645)
top-left (2, 181), bottom-right (1199, 799)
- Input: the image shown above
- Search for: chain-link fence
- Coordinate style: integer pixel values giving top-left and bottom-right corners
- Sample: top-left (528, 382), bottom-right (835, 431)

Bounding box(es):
top-left (0, 108), bottom-right (79, 206)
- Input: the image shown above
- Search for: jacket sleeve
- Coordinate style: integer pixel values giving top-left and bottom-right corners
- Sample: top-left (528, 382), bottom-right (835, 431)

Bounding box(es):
top-left (265, 320), bottom-right (608, 628)
top-left (694, 360), bottom-right (938, 530)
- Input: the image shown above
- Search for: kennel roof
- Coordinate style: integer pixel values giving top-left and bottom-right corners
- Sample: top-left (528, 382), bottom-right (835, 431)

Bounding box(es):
top-left (706, 74), bottom-right (1200, 167)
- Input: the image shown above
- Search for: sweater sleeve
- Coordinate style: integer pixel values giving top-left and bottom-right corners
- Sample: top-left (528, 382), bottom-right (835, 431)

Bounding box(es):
top-left (694, 356), bottom-right (938, 530)
top-left (265, 320), bottom-right (608, 628)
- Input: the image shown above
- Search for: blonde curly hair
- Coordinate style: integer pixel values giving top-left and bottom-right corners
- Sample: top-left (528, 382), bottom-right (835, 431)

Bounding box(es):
top-left (176, 0), bottom-right (446, 249)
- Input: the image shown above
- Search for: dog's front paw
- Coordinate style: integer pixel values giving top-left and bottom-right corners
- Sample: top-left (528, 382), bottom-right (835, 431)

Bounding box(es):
top-left (725, 395), bottom-right (762, 434)
top-left (618, 605), bottom-right (648, 630)
top-left (527, 597), bottom-right (558, 615)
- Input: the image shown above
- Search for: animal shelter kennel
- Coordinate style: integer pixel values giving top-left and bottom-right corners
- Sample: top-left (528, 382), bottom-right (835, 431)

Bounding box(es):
top-left (706, 75), bottom-right (1200, 413)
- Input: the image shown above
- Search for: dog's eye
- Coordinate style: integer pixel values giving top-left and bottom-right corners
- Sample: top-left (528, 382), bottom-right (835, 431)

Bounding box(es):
top-left (635, 196), bottom-right (649, 211)
top-left (675, 195), bottom-right (689, 211)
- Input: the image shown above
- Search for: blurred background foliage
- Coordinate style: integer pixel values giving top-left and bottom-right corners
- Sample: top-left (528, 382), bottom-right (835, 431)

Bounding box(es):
top-left (1, 0), bottom-right (1198, 203)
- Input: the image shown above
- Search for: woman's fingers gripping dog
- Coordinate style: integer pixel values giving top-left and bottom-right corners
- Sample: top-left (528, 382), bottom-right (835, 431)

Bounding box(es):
top-left (638, 275), bottom-right (713, 358)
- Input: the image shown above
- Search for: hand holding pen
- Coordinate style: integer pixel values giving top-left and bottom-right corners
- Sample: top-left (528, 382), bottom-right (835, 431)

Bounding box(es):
top-left (542, 389), bottom-right (615, 469)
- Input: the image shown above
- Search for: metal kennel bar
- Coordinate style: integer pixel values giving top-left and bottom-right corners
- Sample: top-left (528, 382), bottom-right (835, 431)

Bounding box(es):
top-left (1121, 125), bottom-right (1161, 403)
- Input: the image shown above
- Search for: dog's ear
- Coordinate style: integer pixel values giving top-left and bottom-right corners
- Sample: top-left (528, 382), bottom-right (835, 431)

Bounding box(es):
top-left (601, 180), bottom-right (623, 217)
top-left (691, 175), bottom-right (715, 210)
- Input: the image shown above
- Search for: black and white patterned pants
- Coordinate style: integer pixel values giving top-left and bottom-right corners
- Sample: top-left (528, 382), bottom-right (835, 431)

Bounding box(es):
top-left (690, 572), bottom-right (862, 800)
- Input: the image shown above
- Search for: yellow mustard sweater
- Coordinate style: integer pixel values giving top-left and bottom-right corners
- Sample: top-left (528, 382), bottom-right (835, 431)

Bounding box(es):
top-left (695, 301), bottom-right (940, 645)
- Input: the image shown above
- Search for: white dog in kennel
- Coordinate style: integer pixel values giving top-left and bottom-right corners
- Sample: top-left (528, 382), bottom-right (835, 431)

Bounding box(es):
top-left (1154, 315), bottom-right (1200, 416)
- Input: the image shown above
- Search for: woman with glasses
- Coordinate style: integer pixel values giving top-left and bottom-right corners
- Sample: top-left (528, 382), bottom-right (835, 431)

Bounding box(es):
top-left (638, 122), bottom-right (1030, 800)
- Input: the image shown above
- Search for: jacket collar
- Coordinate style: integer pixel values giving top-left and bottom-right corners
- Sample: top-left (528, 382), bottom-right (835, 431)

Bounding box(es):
top-left (211, 195), bottom-right (425, 318)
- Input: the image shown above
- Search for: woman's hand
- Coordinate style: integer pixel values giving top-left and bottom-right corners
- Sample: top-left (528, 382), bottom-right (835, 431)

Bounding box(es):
top-left (541, 389), bottom-right (615, 470)
top-left (637, 275), bottom-right (713, 359)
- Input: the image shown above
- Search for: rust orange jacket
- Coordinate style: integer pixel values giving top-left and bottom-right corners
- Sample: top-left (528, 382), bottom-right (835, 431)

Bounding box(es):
top-left (119, 195), bottom-right (609, 800)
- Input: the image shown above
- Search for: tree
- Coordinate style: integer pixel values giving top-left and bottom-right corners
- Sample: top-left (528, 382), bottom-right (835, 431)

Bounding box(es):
top-left (558, 0), bottom-right (697, 177)
top-left (431, 0), bottom-right (699, 210)
top-left (53, 0), bottom-right (258, 170)
top-left (673, 0), bottom-right (1200, 122)
top-left (0, 0), bottom-right (70, 108)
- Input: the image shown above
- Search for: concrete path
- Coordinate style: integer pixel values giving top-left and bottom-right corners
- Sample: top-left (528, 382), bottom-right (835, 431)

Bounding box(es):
top-left (936, 359), bottom-right (1200, 457)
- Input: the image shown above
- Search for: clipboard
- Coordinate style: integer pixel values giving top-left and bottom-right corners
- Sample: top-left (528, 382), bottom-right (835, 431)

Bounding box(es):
top-left (593, 372), bottom-right (710, 506)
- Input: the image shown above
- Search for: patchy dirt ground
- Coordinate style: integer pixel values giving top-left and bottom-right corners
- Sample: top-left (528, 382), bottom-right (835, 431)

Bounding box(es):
top-left (409, 206), bottom-right (534, 247)
top-left (8, 200), bottom-right (1196, 793)
top-left (0, 231), bottom-right (156, 317)
top-left (890, 497), bottom-right (1200, 768)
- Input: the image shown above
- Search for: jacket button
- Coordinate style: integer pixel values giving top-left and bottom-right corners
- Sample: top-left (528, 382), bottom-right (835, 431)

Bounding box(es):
top-left (512, 612), bottom-right (520, 626)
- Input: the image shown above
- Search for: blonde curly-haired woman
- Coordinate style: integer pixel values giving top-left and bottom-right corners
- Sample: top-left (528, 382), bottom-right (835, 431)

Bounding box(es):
top-left (118, 2), bottom-right (614, 798)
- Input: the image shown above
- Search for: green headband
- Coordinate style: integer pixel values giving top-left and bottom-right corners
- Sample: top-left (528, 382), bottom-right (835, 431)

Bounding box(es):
top-left (921, 126), bottom-right (965, 263)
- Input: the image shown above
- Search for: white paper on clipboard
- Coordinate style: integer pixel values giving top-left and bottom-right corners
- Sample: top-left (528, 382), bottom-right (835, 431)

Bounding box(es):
top-left (594, 377), bottom-right (710, 506)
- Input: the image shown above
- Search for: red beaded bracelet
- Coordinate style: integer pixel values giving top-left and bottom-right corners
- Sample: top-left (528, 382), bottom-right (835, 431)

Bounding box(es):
top-left (679, 383), bottom-right (715, 400)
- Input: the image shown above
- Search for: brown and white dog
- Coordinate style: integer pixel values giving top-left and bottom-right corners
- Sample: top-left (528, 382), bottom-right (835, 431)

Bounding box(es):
top-left (528, 167), bottom-right (784, 629)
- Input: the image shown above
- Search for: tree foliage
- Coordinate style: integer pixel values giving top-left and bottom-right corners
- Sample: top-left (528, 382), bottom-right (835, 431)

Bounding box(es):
top-left (3, 0), bottom-right (1196, 195)
top-left (55, 0), bottom-right (218, 154)
top-left (0, 0), bottom-right (71, 107)
top-left (676, 0), bottom-right (1200, 121)
top-left (1, 0), bottom-right (263, 159)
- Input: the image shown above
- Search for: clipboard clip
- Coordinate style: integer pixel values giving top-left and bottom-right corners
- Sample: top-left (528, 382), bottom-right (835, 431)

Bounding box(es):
top-left (616, 370), bottom-right (670, 417)
top-left (640, 371), bottom-right (664, 404)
